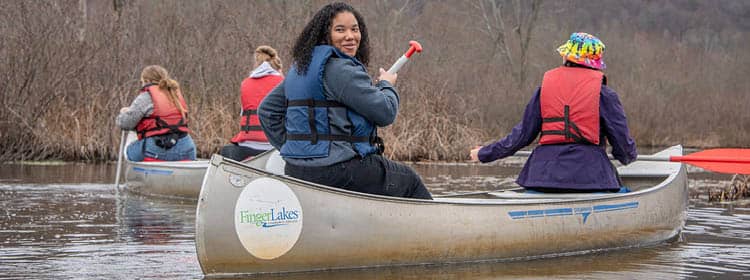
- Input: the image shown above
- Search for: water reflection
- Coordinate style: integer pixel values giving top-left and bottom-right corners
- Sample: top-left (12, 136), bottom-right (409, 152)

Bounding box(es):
top-left (211, 239), bottom-right (750, 280)
top-left (213, 247), bottom-right (667, 280)
top-left (0, 182), bottom-right (198, 279)
top-left (0, 163), bottom-right (749, 279)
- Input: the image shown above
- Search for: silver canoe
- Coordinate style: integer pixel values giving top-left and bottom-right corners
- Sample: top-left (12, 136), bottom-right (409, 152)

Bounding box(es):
top-left (195, 146), bottom-right (688, 276)
top-left (122, 131), bottom-right (208, 200)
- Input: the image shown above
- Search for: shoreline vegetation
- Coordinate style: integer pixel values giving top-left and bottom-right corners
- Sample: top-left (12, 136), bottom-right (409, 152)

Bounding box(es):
top-left (708, 175), bottom-right (750, 202)
top-left (1, 1), bottom-right (748, 162)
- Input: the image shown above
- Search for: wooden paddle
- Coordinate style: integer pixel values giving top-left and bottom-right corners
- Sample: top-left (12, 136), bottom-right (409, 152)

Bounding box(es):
top-left (514, 148), bottom-right (750, 175)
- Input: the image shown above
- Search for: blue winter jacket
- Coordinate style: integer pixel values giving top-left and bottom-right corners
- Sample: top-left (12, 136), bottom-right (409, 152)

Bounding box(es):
top-left (258, 46), bottom-right (400, 167)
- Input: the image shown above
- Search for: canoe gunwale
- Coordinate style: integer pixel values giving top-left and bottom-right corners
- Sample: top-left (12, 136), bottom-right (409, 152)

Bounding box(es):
top-left (125, 158), bottom-right (210, 170)
top-left (212, 153), bottom-right (683, 206)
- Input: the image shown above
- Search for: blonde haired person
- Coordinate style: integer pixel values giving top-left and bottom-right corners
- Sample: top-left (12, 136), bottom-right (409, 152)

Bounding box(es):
top-left (116, 65), bottom-right (196, 161)
top-left (220, 46), bottom-right (284, 161)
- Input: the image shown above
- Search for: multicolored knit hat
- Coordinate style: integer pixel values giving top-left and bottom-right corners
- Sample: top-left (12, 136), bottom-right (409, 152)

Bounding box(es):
top-left (557, 32), bottom-right (606, 70)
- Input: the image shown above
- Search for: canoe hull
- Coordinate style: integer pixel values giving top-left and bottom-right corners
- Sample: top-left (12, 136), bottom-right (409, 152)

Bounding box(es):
top-left (121, 132), bottom-right (207, 200)
top-left (196, 146), bottom-right (688, 275)
top-left (124, 160), bottom-right (207, 199)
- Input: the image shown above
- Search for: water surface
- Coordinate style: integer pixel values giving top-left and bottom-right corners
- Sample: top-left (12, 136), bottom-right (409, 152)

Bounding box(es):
top-left (0, 162), bottom-right (748, 279)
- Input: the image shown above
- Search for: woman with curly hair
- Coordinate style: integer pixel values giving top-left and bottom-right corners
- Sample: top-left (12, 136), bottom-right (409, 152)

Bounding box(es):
top-left (116, 65), bottom-right (196, 161)
top-left (258, 2), bottom-right (432, 199)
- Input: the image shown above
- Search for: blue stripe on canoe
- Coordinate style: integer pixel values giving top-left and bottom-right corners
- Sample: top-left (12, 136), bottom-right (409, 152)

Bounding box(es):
top-left (508, 201), bottom-right (638, 221)
top-left (593, 202), bottom-right (639, 212)
top-left (509, 208), bottom-right (574, 219)
top-left (132, 166), bottom-right (174, 175)
top-left (544, 208), bottom-right (573, 216)
top-left (527, 210), bottom-right (544, 217)
top-left (508, 211), bottom-right (527, 219)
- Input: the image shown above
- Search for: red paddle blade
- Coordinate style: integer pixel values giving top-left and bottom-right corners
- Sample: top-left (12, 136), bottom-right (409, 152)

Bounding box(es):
top-left (684, 161), bottom-right (750, 174)
top-left (672, 149), bottom-right (750, 174)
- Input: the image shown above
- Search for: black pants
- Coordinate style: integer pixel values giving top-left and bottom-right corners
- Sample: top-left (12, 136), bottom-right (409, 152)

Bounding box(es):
top-left (285, 154), bottom-right (433, 200)
top-left (219, 144), bottom-right (266, 161)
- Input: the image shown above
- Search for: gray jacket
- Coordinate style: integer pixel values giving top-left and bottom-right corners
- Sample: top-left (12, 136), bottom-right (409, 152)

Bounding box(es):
top-left (116, 92), bottom-right (154, 130)
top-left (258, 57), bottom-right (400, 166)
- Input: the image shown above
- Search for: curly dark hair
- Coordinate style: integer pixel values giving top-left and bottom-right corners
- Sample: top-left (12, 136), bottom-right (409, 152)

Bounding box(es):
top-left (291, 2), bottom-right (370, 75)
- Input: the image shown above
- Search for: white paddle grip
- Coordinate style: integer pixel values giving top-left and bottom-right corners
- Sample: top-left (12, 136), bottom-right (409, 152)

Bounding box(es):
top-left (387, 56), bottom-right (408, 74)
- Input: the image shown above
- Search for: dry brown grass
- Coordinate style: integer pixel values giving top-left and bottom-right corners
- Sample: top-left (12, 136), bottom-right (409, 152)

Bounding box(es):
top-left (1, 1), bottom-right (748, 162)
top-left (709, 175), bottom-right (750, 202)
top-left (382, 78), bottom-right (485, 161)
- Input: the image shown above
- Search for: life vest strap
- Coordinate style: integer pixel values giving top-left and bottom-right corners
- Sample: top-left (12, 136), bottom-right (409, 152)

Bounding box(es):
top-left (542, 117), bottom-right (565, 122)
top-left (140, 83), bottom-right (158, 92)
top-left (241, 109), bottom-right (258, 116)
top-left (287, 134), bottom-right (371, 143)
top-left (241, 125), bottom-right (263, 131)
top-left (240, 109), bottom-right (261, 132)
top-left (286, 99), bottom-right (345, 107)
top-left (138, 116), bottom-right (189, 139)
top-left (285, 99), bottom-right (347, 144)
top-left (540, 130), bottom-right (585, 142)
top-left (540, 105), bottom-right (591, 144)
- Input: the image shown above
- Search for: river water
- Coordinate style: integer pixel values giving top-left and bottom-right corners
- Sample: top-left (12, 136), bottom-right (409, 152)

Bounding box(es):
top-left (1, 161), bottom-right (748, 279)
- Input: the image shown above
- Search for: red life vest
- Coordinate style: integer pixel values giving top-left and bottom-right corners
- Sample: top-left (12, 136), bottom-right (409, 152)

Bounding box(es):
top-left (230, 75), bottom-right (283, 143)
top-left (539, 66), bottom-right (604, 145)
top-left (134, 84), bottom-right (190, 140)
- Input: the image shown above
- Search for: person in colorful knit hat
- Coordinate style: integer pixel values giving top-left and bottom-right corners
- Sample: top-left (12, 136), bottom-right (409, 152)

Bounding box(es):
top-left (470, 32), bottom-right (637, 192)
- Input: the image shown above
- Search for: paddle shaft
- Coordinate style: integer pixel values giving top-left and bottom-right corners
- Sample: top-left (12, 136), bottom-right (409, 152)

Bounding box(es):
top-left (514, 151), bottom-right (704, 161)
top-left (669, 155), bottom-right (750, 164)
top-left (114, 130), bottom-right (126, 188)
top-left (514, 151), bottom-right (750, 163)
top-left (387, 41), bottom-right (422, 74)
top-left (387, 56), bottom-right (409, 74)
top-left (516, 150), bottom-right (640, 161)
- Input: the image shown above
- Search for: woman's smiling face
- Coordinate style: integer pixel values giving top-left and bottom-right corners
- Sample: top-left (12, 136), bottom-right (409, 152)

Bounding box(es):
top-left (329, 11), bottom-right (360, 57)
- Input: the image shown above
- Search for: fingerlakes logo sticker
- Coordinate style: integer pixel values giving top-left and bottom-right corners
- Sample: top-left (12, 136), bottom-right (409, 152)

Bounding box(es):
top-left (238, 207), bottom-right (300, 228)
top-left (234, 177), bottom-right (303, 260)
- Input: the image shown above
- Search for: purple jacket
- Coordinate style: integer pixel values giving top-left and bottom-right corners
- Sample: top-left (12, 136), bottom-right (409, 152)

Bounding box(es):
top-left (478, 85), bottom-right (637, 191)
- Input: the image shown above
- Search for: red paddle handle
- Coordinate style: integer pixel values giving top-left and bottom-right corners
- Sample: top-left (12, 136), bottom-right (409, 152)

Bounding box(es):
top-left (404, 41), bottom-right (422, 58)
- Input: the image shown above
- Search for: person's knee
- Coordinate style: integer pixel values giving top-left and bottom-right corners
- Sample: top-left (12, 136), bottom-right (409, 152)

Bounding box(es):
top-left (383, 163), bottom-right (431, 199)
top-left (181, 146), bottom-right (197, 160)
top-left (125, 142), bottom-right (144, 161)
top-left (397, 164), bottom-right (432, 199)
top-left (219, 145), bottom-right (235, 157)
top-left (409, 175), bottom-right (432, 199)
